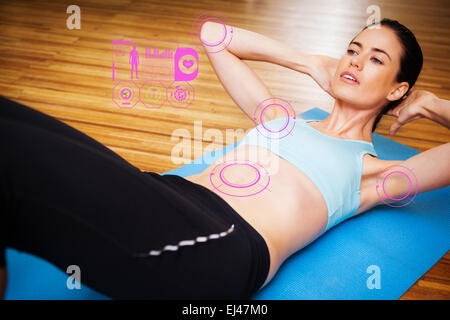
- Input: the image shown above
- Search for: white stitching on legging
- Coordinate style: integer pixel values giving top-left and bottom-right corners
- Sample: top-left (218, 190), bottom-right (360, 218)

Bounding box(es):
top-left (132, 224), bottom-right (235, 257)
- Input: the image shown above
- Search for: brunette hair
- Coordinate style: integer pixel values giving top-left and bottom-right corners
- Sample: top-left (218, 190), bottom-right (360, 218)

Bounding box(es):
top-left (356, 19), bottom-right (423, 132)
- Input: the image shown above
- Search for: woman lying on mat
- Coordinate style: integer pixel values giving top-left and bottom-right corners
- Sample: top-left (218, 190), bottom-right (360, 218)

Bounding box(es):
top-left (1, 18), bottom-right (449, 299)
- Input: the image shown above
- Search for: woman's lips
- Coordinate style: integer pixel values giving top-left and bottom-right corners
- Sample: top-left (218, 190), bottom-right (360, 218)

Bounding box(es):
top-left (340, 72), bottom-right (360, 85)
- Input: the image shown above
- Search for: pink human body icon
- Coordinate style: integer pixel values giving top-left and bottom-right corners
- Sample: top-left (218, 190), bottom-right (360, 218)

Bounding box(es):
top-left (129, 45), bottom-right (139, 79)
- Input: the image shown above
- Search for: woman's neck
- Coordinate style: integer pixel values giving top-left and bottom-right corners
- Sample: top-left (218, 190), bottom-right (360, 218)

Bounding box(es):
top-left (315, 100), bottom-right (381, 143)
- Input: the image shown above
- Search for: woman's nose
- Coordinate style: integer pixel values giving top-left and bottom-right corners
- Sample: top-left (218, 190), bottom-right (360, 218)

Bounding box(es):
top-left (350, 55), bottom-right (363, 70)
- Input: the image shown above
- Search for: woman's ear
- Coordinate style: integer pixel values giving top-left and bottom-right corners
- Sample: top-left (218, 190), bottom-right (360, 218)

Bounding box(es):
top-left (387, 81), bottom-right (409, 102)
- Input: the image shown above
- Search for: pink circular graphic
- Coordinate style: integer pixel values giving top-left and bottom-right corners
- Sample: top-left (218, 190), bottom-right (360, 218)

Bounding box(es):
top-left (115, 47), bottom-right (125, 57)
top-left (191, 11), bottom-right (233, 54)
top-left (173, 88), bottom-right (187, 101)
top-left (140, 81), bottom-right (167, 109)
top-left (260, 104), bottom-right (290, 133)
top-left (197, 18), bottom-right (227, 47)
top-left (382, 171), bottom-right (412, 201)
top-left (120, 87), bottom-right (133, 100)
top-left (167, 82), bottom-right (194, 108)
top-left (112, 81), bottom-right (140, 109)
top-left (209, 161), bottom-right (270, 197)
top-left (219, 163), bottom-right (261, 188)
top-left (376, 165), bottom-right (418, 207)
top-left (253, 98), bottom-right (296, 139)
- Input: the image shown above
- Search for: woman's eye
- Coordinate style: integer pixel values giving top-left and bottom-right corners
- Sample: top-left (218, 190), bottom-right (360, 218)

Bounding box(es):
top-left (347, 49), bottom-right (357, 55)
top-left (371, 57), bottom-right (383, 64)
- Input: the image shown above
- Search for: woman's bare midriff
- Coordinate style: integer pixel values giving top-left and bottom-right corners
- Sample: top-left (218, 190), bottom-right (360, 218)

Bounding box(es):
top-left (184, 144), bottom-right (330, 290)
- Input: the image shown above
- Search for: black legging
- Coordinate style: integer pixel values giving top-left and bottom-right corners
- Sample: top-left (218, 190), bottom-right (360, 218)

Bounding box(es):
top-left (0, 96), bottom-right (270, 299)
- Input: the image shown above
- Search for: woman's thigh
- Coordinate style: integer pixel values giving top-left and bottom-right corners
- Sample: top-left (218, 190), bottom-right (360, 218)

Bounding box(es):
top-left (5, 194), bottom-right (251, 299)
top-left (0, 97), bottom-right (252, 299)
top-left (0, 96), bottom-right (130, 164)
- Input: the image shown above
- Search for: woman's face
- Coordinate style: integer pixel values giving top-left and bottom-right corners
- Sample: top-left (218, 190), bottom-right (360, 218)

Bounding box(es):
top-left (331, 26), bottom-right (408, 109)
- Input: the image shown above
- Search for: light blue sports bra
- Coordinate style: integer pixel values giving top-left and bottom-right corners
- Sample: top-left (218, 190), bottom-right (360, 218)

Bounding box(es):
top-left (236, 116), bottom-right (378, 233)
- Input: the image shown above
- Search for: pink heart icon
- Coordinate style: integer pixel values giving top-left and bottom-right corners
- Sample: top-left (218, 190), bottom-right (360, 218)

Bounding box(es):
top-left (183, 59), bottom-right (194, 69)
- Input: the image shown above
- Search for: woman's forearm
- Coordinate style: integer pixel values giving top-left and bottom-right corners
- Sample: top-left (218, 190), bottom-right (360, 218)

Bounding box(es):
top-left (423, 97), bottom-right (450, 129)
top-left (202, 21), bottom-right (313, 75)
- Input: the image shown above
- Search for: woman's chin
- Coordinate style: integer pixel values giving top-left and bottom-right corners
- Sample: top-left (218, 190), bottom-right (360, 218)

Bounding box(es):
top-left (330, 84), bottom-right (368, 105)
top-left (330, 90), bottom-right (357, 104)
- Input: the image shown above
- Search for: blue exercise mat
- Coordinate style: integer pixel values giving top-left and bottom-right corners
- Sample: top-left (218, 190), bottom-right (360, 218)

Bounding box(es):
top-left (5, 107), bottom-right (449, 300)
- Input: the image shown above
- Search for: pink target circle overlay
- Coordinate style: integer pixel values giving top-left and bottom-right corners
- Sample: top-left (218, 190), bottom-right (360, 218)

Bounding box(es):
top-left (197, 17), bottom-right (227, 47)
top-left (253, 98), bottom-right (296, 139)
top-left (191, 11), bottom-right (233, 54)
top-left (120, 87), bottom-right (133, 100)
top-left (376, 164), bottom-right (418, 207)
top-left (382, 171), bottom-right (412, 201)
top-left (209, 161), bottom-right (270, 197)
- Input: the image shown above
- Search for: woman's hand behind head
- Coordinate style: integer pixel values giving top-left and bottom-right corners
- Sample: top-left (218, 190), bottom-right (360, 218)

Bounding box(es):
top-left (386, 89), bottom-right (437, 135)
top-left (308, 54), bottom-right (339, 98)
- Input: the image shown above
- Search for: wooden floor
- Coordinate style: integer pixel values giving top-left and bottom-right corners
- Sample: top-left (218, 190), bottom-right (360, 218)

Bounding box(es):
top-left (0, 0), bottom-right (448, 299)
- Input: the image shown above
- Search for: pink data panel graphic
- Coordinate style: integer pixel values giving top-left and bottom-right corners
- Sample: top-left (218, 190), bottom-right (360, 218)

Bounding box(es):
top-left (112, 40), bottom-right (198, 109)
